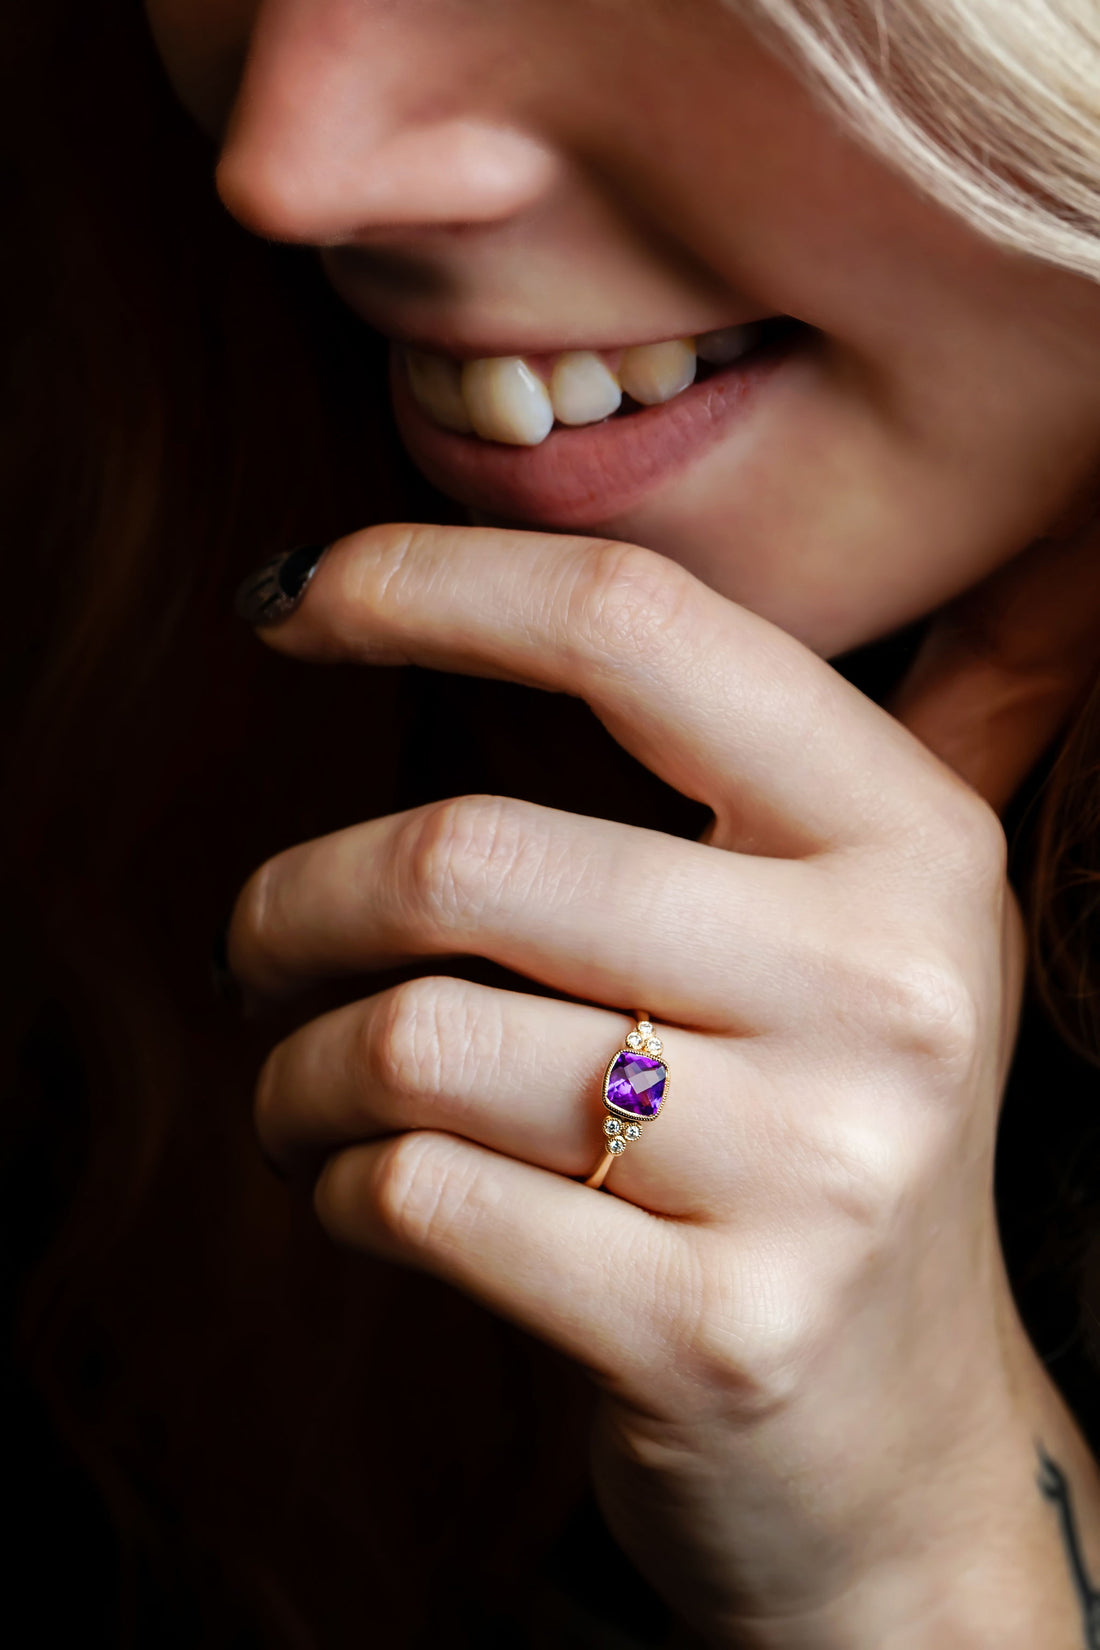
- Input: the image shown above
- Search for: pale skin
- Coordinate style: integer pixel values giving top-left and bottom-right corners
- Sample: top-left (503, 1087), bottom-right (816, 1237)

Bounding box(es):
top-left (142, 0), bottom-right (1100, 1641)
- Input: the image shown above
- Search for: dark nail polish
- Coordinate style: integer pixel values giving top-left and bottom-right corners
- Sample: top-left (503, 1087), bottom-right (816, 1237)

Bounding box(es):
top-left (234, 542), bottom-right (332, 627)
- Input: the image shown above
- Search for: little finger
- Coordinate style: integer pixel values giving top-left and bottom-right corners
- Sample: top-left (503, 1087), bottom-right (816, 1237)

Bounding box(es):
top-left (314, 1127), bottom-right (682, 1404)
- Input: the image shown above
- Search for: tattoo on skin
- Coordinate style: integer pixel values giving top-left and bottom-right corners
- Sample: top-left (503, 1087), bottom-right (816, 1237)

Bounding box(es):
top-left (1038, 1444), bottom-right (1100, 1648)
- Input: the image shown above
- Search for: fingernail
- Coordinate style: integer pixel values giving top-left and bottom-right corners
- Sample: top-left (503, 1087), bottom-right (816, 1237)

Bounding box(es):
top-left (234, 542), bottom-right (332, 627)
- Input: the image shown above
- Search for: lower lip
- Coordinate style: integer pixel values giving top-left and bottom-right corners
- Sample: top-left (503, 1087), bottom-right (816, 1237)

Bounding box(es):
top-left (389, 335), bottom-right (797, 529)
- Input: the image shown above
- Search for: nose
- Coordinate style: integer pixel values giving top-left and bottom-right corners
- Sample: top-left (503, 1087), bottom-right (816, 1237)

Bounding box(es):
top-left (214, 0), bottom-right (559, 244)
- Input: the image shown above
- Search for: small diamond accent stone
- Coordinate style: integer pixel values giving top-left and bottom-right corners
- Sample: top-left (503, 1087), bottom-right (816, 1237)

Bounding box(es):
top-left (637, 1022), bottom-right (653, 1036)
top-left (626, 1031), bottom-right (642, 1050)
top-left (624, 1124), bottom-right (641, 1140)
top-left (608, 1137), bottom-right (627, 1154)
top-left (644, 1038), bottom-right (662, 1055)
top-left (603, 1116), bottom-right (622, 1136)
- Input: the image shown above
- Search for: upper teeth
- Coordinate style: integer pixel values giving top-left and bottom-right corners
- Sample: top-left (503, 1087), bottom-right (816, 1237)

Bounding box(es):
top-left (405, 350), bottom-right (474, 435)
top-left (404, 324), bottom-right (757, 447)
top-left (463, 356), bottom-right (555, 446)
top-left (618, 338), bottom-right (697, 406)
top-left (550, 351), bottom-right (623, 427)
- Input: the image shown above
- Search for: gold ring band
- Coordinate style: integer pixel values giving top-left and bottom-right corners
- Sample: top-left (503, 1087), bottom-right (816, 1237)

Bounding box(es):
top-left (583, 1011), bottom-right (670, 1189)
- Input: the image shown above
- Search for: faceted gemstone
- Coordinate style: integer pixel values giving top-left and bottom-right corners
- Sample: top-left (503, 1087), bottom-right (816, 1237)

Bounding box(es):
top-left (644, 1038), bottom-right (662, 1055)
top-left (603, 1116), bottom-right (622, 1136)
top-left (637, 1022), bottom-right (653, 1036)
top-left (624, 1124), bottom-right (642, 1140)
top-left (626, 1031), bottom-right (643, 1050)
top-left (606, 1052), bottom-right (667, 1119)
top-left (608, 1137), bottom-right (627, 1154)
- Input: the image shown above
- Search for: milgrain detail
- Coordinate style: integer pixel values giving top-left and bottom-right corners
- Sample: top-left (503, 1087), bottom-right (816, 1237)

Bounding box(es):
top-left (1037, 1444), bottom-right (1100, 1648)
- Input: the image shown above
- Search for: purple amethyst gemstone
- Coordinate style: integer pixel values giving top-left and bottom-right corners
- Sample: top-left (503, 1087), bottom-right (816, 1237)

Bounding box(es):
top-left (605, 1052), bottom-right (667, 1119)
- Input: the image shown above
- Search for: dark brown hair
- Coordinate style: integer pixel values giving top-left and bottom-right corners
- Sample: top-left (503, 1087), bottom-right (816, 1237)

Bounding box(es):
top-left (2, 2), bottom-right (596, 1642)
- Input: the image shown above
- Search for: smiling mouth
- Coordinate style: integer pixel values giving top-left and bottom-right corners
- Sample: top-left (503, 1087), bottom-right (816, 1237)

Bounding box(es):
top-left (389, 316), bottom-right (811, 528)
top-left (400, 317), bottom-right (800, 446)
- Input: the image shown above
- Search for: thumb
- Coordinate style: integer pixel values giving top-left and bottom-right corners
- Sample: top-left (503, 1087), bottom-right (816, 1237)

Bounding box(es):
top-left (886, 511), bottom-right (1100, 814)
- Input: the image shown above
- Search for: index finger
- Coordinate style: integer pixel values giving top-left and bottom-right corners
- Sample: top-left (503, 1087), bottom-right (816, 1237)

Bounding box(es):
top-left (246, 523), bottom-right (963, 852)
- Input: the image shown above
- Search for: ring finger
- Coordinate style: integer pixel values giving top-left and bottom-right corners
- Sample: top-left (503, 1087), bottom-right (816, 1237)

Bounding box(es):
top-left (228, 793), bottom-right (824, 1030)
top-left (255, 975), bottom-right (746, 1218)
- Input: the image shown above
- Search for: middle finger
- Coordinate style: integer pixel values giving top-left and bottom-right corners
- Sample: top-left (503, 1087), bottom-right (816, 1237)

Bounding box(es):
top-left (229, 793), bottom-right (823, 1026)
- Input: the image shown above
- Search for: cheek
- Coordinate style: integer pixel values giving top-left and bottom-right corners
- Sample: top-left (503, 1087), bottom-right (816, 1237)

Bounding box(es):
top-left (601, 353), bottom-right (1100, 659)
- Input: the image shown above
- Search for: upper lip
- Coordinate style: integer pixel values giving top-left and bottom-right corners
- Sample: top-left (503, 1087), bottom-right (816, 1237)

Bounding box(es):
top-left (319, 247), bottom-right (783, 359)
top-left (368, 314), bottom-right (782, 362)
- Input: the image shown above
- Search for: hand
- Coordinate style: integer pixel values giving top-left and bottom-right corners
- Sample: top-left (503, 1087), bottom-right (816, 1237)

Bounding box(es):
top-left (227, 518), bottom-right (1100, 1646)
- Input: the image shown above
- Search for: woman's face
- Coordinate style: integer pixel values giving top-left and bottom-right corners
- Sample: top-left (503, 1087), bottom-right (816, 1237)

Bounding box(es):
top-left (146, 0), bottom-right (1100, 656)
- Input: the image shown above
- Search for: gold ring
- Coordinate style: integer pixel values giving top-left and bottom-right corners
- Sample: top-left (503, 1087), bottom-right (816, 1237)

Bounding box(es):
top-left (582, 1011), bottom-right (669, 1190)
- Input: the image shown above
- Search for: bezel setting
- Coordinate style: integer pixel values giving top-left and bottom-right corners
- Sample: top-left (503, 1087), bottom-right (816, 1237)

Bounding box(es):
top-left (598, 1021), bottom-right (670, 1170)
top-left (602, 1051), bottom-right (670, 1124)
top-left (583, 1014), bottom-right (671, 1189)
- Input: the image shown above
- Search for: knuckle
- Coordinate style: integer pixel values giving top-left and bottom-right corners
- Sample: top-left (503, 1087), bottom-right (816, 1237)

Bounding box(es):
top-left (565, 539), bottom-right (693, 671)
top-left (674, 1242), bottom-right (823, 1418)
top-left (400, 794), bottom-right (537, 932)
top-left (368, 1131), bottom-right (469, 1253)
top-left (930, 786), bottom-right (1008, 892)
top-left (366, 977), bottom-right (454, 1102)
top-left (367, 978), bottom-right (504, 1118)
top-left (962, 797), bottom-right (1009, 888)
top-left (897, 959), bottom-right (982, 1071)
top-left (677, 1158), bottom-right (929, 1413)
top-left (864, 950), bottom-right (982, 1082)
top-left (788, 1106), bottom-right (913, 1234)
top-left (669, 1097), bottom-right (982, 1415)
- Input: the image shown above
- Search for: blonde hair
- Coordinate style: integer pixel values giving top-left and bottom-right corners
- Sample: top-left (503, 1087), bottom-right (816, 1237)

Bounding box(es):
top-left (740, 0), bottom-right (1100, 281)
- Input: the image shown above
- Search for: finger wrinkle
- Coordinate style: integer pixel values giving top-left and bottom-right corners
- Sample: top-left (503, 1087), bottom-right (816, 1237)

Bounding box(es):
top-left (400, 794), bottom-right (541, 937)
top-left (337, 523), bottom-right (421, 660)
top-left (369, 978), bottom-right (450, 1107)
top-left (370, 1131), bottom-right (487, 1258)
top-left (561, 539), bottom-right (696, 686)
